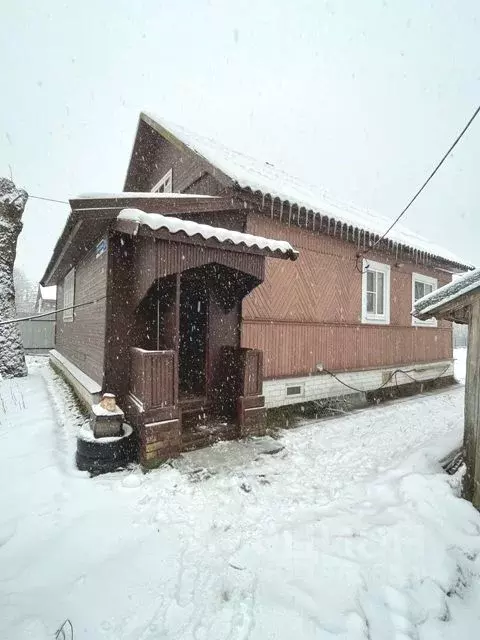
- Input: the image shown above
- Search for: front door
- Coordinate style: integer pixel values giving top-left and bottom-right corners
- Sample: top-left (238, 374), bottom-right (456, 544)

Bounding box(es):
top-left (179, 276), bottom-right (207, 398)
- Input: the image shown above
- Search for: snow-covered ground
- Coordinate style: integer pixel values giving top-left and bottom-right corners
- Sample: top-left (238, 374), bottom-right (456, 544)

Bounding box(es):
top-left (1, 349), bottom-right (480, 639)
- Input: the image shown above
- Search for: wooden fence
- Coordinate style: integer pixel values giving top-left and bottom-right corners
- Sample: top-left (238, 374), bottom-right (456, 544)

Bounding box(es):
top-left (17, 317), bottom-right (55, 354)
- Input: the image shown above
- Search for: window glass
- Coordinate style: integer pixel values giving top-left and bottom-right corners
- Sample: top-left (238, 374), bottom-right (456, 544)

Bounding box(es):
top-left (414, 281), bottom-right (424, 300)
top-left (412, 274), bottom-right (437, 326)
top-left (367, 291), bottom-right (375, 313)
top-left (376, 272), bottom-right (384, 314)
top-left (367, 271), bottom-right (375, 293)
top-left (152, 169), bottom-right (173, 193)
top-left (362, 260), bottom-right (390, 324)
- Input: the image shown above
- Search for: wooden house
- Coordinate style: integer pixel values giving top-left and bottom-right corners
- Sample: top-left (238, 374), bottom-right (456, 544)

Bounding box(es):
top-left (41, 112), bottom-right (473, 466)
top-left (414, 268), bottom-right (480, 506)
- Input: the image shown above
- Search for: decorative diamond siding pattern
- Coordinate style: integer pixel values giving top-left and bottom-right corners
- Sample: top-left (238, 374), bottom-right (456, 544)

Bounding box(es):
top-left (241, 215), bottom-right (453, 379)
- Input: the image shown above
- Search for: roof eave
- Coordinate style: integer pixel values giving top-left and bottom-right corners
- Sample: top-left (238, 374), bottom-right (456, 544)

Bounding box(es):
top-left (234, 187), bottom-right (473, 273)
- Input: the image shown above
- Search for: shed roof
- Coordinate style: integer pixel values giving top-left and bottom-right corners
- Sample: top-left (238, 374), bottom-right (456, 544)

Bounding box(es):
top-left (39, 285), bottom-right (57, 301)
top-left (413, 268), bottom-right (480, 323)
top-left (138, 112), bottom-right (472, 271)
top-left (117, 208), bottom-right (299, 260)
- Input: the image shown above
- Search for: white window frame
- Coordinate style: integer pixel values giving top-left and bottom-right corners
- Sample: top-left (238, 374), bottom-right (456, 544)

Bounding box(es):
top-left (361, 259), bottom-right (391, 324)
top-left (151, 168), bottom-right (173, 193)
top-left (63, 268), bottom-right (75, 322)
top-left (412, 273), bottom-right (438, 327)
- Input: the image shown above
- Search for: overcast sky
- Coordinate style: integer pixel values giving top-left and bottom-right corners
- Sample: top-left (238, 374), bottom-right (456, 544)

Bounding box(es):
top-left (1, 0), bottom-right (479, 281)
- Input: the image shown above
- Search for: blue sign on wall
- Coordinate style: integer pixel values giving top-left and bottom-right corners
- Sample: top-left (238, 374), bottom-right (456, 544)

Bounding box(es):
top-left (96, 238), bottom-right (107, 258)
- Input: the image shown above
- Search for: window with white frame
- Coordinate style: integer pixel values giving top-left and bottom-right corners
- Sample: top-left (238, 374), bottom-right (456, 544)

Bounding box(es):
top-left (151, 168), bottom-right (172, 193)
top-left (63, 268), bottom-right (75, 322)
top-left (412, 273), bottom-right (437, 326)
top-left (361, 259), bottom-right (390, 324)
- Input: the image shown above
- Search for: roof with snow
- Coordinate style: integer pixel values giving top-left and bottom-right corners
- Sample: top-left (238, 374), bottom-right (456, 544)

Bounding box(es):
top-left (413, 268), bottom-right (480, 324)
top-left (117, 208), bottom-right (298, 260)
top-left (39, 285), bottom-right (57, 301)
top-left (136, 112), bottom-right (472, 271)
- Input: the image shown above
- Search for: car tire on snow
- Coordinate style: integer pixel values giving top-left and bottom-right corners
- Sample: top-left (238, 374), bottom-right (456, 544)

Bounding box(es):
top-left (76, 425), bottom-right (136, 474)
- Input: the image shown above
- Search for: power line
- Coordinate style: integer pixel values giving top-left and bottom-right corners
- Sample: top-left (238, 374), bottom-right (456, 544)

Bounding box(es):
top-left (363, 103), bottom-right (480, 259)
top-left (0, 296), bottom-right (106, 326)
top-left (29, 194), bottom-right (69, 205)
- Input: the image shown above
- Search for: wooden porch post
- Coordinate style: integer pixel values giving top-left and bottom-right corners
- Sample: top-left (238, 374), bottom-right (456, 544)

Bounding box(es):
top-left (174, 272), bottom-right (180, 407)
top-left (465, 299), bottom-right (480, 505)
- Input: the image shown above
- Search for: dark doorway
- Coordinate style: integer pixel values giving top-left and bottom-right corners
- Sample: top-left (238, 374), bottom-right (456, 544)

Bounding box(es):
top-left (179, 273), bottom-right (207, 398)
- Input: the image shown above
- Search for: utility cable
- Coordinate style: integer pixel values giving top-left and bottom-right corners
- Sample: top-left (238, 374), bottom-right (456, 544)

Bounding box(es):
top-left (0, 296), bottom-right (107, 326)
top-left (29, 195), bottom-right (69, 205)
top-left (356, 103), bottom-right (480, 272)
top-left (320, 364), bottom-right (451, 395)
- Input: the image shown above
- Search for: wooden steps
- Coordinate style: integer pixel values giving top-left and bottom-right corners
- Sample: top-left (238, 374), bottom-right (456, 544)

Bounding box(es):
top-left (182, 420), bottom-right (238, 452)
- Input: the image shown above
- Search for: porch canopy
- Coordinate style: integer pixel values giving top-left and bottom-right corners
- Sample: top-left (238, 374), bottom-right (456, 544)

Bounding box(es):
top-left (41, 193), bottom-right (297, 287)
top-left (115, 207), bottom-right (298, 308)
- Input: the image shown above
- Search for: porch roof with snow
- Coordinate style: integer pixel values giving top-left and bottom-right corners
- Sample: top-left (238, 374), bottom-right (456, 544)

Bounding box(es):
top-left (41, 194), bottom-right (297, 286)
top-left (116, 209), bottom-right (298, 260)
top-left (124, 112), bottom-right (472, 272)
top-left (413, 268), bottom-right (480, 324)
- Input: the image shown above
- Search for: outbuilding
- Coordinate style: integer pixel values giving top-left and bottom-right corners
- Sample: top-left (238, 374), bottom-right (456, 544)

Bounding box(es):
top-left (413, 268), bottom-right (480, 506)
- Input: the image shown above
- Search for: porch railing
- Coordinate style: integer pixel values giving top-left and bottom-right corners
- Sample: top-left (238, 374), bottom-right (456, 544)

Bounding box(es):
top-left (239, 348), bottom-right (263, 397)
top-left (221, 347), bottom-right (263, 399)
top-left (130, 347), bottom-right (176, 411)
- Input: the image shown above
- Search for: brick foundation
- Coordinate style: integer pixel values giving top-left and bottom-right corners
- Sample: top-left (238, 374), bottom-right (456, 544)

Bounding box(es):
top-left (139, 418), bottom-right (181, 467)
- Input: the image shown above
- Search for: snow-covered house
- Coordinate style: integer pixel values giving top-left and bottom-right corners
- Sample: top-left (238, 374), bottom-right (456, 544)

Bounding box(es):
top-left (35, 285), bottom-right (57, 314)
top-left (41, 112), bottom-right (473, 466)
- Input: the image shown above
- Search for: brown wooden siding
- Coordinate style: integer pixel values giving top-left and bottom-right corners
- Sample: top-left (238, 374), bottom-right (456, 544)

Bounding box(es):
top-left (55, 238), bottom-right (108, 385)
top-left (125, 120), bottom-right (227, 195)
top-left (130, 348), bottom-right (175, 410)
top-left (183, 172), bottom-right (227, 196)
top-left (130, 236), bottom-right (264, 308)
top-left (241, 214), bottom-right (453, 378)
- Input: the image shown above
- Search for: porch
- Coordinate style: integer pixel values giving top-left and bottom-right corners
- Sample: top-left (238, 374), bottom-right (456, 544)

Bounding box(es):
top-left (109, 207), bottom-right (297, 466)
top-left (128, 344), bottom-right (264, 457)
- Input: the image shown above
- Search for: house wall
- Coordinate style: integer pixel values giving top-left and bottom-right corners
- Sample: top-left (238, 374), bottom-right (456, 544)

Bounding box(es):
top-left (241, 214), bottom-right (453, 379)
top-left (55, 238), bottom-right (108, 386)
top-left (126, 120), bottom-right (227, 196)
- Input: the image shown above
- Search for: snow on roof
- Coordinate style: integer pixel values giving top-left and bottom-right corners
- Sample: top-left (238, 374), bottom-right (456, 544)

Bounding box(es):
top-left (39, 285), bottom-right (56, 301)
top-left (118, 208), bottom-right (298, 258)
top-left (142, 112), bottom-right (472, 269)
top-left (413, 268), bottom-right (480, 317)
top-left (75, 192), bottom-right (215, 199)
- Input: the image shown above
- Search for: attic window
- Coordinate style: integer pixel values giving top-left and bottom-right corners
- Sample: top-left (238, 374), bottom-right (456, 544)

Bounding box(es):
top-left (151, 168), bottom-right (173, 193)
top-left (63, 268), bottom-right (75, 322)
